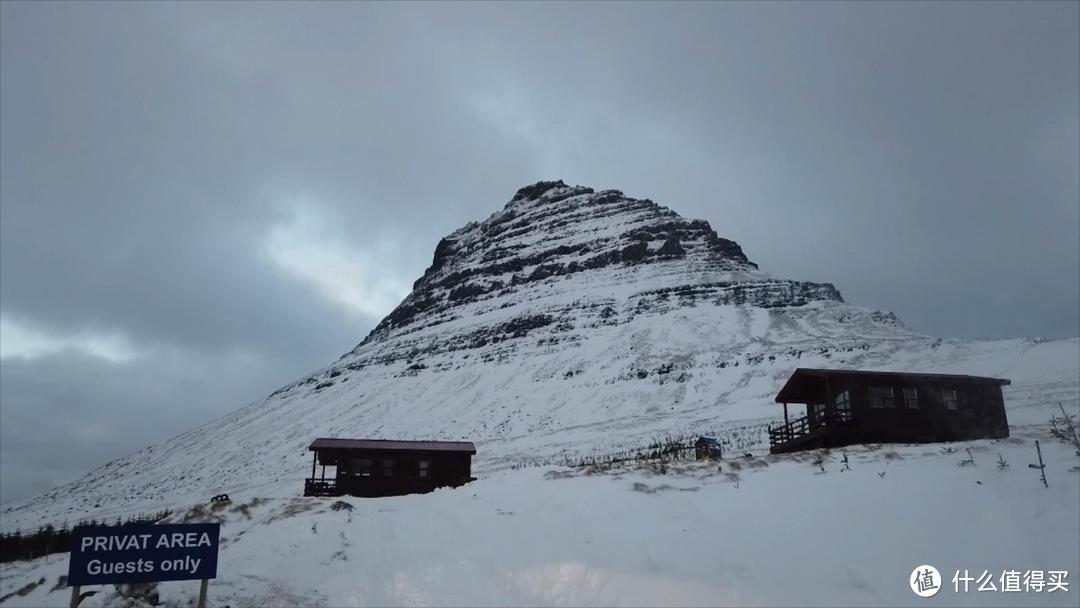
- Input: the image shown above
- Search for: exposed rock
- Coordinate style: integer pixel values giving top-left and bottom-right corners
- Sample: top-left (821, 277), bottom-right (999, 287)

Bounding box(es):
top-left (0, 180), bottom-right (928, 531)
top-left (355, 181), bottom-right (839, 357)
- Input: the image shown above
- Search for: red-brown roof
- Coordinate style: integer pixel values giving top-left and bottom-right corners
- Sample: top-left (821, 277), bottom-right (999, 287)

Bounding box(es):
top-left (308, 438), bottom-right (477, 454)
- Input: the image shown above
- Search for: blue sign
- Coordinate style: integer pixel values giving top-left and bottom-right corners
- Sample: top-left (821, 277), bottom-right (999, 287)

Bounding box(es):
top-left (68, 523), bottom-right (220, 586)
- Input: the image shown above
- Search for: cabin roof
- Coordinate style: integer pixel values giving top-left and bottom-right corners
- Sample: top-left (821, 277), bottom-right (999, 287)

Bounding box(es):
top-left (775, 368), bottom-right (1011, 403)
top-left (308, 438), bottom-right (477, 454)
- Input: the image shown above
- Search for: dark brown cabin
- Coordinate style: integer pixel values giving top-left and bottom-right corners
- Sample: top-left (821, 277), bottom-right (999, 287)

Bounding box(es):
top-left (768, 369), bottom-right (1010, 454)
top-left (695, 436), bottom-right (722, 461)
top-left (304, 438), bottom-right (476, 497)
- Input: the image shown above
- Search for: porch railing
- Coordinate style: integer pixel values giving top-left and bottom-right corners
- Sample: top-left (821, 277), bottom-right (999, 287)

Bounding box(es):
top-left (304, 478), bottom-right (339, 497)
top-left (768, 408), bottom-right (853, 449)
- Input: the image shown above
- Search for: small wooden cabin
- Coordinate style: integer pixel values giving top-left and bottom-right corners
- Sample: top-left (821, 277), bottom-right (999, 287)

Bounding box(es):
top-left (695, 436), bottom-right (722, 461)
top-left (304, 438), bottom-right (476, 498)
top-left (768, 369), bottom-right (1010, 454)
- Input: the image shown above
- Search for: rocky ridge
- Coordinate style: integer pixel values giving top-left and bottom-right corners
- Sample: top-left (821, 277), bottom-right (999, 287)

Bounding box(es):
top-left (325, 181), bottom-right (856, 373)
top-left (6, 180), bottom-right (1003, 531)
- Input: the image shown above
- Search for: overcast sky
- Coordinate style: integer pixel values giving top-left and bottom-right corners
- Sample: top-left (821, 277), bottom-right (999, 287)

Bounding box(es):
top-left (1, 2), bottom-right (1077, 505)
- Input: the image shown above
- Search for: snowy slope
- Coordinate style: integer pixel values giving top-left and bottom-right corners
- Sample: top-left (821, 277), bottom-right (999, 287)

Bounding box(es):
top-left (0, 180), bottom-right (1077, 607)
top-left (2, 427), bottom-right (1078, 608)
top-left (2, 181), bottom-right (1077, 533)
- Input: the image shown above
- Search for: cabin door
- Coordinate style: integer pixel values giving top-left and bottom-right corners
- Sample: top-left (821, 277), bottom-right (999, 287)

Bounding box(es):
top-left (811, 403), bottom-right (826, 428)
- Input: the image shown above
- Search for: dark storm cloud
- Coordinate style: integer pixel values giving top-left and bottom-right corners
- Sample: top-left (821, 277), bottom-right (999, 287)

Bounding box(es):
top-left (0, 347), bottom-right (288, 503)
top-left (1, 2), bottom-right (1077, 503)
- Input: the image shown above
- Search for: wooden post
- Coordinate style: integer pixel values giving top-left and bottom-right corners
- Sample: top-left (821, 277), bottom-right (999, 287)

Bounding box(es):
top-left (310, 451), bottom-right (317, 480)
top-left (69, 586), bottom-right (80, 608)
top-left (783, 402), bottom-right (789, 440)
top-left (321, 464), bottom-right (326, 481)
top-left (824, 377), bottom-right (833, 422)
top-left (197, 579), bottom-right (209, 608)
top-left (1036, 440), bottom-right (1048, 488)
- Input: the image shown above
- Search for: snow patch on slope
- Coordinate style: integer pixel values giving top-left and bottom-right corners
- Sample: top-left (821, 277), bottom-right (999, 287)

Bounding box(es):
top-left (2, 428), bottom-right (1078, 608)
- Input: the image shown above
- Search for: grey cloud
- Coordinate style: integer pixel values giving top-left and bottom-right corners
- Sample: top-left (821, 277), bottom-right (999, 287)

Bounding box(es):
top-left (0, 347), bottom-right (306, 504)
top-left (1, 2), bottom-right (1076, 502)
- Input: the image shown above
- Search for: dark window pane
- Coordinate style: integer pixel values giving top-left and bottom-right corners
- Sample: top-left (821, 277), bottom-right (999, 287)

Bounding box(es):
top-left (870, 387), bottom-right (894, 408)
top-left (834, 390), bottom-right (850, 411)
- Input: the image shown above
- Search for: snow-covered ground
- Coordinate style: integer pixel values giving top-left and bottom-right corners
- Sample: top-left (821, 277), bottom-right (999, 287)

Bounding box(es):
top-left (3, 421), bottom-right (1077, 607)
top-left (10, 182), bottom-right (1073, 532)
top-left (1, 327), bottom-right (1074, 533)
top-left (1, 333), bottom-right (1076, 607)
top-left (2, 333), bottom-right (1077, 607)
top-left (1, 183), bottom-right (1076, 606)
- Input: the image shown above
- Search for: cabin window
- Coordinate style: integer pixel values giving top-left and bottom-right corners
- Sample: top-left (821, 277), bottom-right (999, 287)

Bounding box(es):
top-left (382, 459), bottom-right (394, 478)
top-left (354, 458), bottom-right (373, 478)
top-left (418, 459), bottom-right (430, 479)
top-left (944, 389), bottom-right (959, 410)
top-left (834, 390), bottom-right (850, 412)
top-left (903, 387), bottom-right (918, 409)
top-left (870, 386), bottom-right (894, 408)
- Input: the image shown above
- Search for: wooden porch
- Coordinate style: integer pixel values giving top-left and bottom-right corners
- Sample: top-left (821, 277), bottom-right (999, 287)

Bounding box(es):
top-left (768, 409), bottom-right (857, 454)
top-left (304, 478), bottom-right (339, 497)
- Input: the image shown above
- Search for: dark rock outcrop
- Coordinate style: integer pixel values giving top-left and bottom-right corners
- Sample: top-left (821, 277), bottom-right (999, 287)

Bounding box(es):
top-left (340, 181), bottom-right (845, 368)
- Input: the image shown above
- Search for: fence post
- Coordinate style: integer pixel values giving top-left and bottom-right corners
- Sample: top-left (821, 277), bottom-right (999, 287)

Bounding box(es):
top-left (197, 579), bottom-right (209, 608)
top-left (1036, 440), bottom-right (1048, 488)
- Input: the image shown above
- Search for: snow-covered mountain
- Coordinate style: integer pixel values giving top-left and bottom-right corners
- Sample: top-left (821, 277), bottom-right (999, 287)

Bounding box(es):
top-left (1, 181), bottom-right (1076, 534)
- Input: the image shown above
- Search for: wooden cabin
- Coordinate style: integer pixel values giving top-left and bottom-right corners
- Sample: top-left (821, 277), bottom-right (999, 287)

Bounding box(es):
top-left (304, 438), bottom-right (476, 497)
top-left (768, 369), bottom-right (1010, 454)
top-left (695, 436), bottom-right (722, 461)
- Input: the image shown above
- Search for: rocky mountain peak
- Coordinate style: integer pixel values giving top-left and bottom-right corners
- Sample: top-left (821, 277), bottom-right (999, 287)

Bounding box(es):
top-left (0, 181), bottom-right (941, 531)
top-left (354, 182), bottom-right (843, 352)
top-left (509, 179), bottom-right (589, 202)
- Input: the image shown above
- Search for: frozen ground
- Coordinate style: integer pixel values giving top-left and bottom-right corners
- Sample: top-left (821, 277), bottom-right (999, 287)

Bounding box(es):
top-left (5, 183), bottom-right (1073, 534)
top-left (1, 183), bottom-right (1076, 606)
top-left (1, 332), bottom-right (1075, 533)
top-left (2, 422), bottom-right (1078, 607)
top-left (0, 336), bottom-right (1076, 607)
